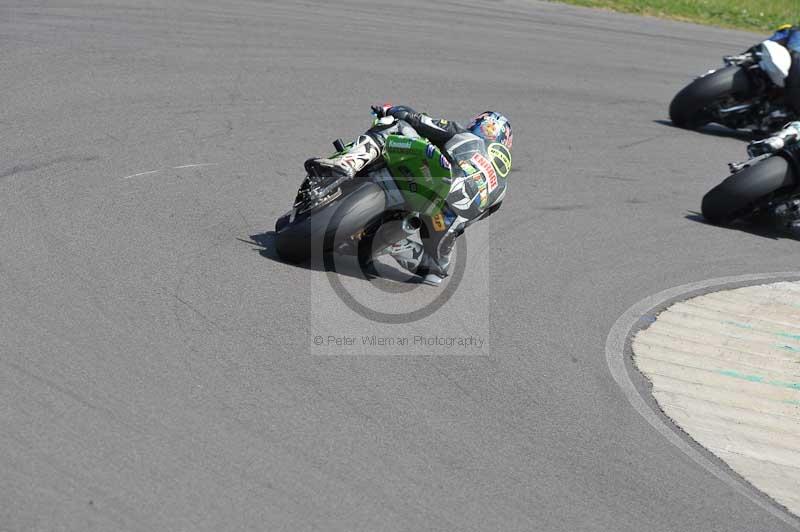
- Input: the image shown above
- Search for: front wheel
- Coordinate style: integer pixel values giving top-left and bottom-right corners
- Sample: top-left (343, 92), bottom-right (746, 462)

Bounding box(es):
top-left (701, 155), bottom-right (796, 224)
top-left (669, 65), bottom-right (754, 129)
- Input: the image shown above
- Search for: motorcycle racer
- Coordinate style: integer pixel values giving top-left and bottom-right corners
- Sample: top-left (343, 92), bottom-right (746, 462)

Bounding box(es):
top-left (305, 105), bottom-right (512, 286)
top-left (763, 24), bottom-right (800, 114)
top-left (703, 118), bottom-right (800, 228)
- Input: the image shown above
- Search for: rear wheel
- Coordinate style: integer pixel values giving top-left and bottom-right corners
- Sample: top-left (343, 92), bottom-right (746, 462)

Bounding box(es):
top-left (669, 66), bottom-right (754, 129)
top-left (275, 182), bottom-right (386, 264)
top-left (701, 155), bottom-right (796, 225)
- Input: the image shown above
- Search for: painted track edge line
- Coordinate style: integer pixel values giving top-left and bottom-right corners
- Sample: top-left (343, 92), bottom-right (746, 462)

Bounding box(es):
top-left (605, 272), bottom-right (800, 530)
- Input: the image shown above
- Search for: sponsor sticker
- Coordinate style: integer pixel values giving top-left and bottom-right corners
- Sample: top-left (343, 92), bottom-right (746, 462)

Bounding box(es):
top-left (387, 137), bottom-right (413, 150)
top-left (432, 212), bottom-right (446, 232)
top-left (426, 144), bottom-right (436, 158)
top-left (421, 163), bottom-right (432, 181)
top-left (439, 154), bottom-right (451, 170)
top-left (487, 142), bottom-right (511, 178)
top-left (459, 162), bottom-right (477, 175)
top-left (473, 188), bottom-right (488, 209)
top-left (470, 153), bottom-right (497, 192)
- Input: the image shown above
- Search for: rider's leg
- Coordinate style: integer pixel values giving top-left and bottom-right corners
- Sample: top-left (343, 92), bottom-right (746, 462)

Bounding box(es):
top-left (305, 134), bottom-right (381, 179)
top-left (305, 117), bottom-right (419, 179)
top-left (385, 215), bottom-right (459, 286)
top-left (415, 225), bottom-right (457, 286)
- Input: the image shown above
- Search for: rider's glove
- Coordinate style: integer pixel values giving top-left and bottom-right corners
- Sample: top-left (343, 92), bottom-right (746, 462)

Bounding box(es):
top-left (748, 137), bottom-right (785, 157)
top-left (371, 103), bottom-right (393, 118)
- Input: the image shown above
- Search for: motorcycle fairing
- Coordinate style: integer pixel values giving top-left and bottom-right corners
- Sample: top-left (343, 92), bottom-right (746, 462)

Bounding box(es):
top-left (383, 134), bottom-right (452, 216)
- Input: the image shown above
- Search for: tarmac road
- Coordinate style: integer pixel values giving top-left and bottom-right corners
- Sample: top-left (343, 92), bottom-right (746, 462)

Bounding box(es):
top-left (1, 1), bottom-right (798, 531)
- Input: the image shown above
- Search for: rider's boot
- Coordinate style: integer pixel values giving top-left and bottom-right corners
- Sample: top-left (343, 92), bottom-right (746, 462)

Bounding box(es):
top-left (415, 229), bottom-right (457, 286)
top-left (415, 256), bottom-right (448, 286)
top-left (305, 135), bottom-right (381, 180)
top-left (385, 239), bottom-right (425, 272)
top-left (386, 239), bottom-right (447, 286)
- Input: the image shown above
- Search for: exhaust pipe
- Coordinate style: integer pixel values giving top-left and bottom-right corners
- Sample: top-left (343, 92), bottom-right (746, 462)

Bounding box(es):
top-left (373, 214), bottom-right (421, 248)
top-left (401, 214), bottom-right (421, 234)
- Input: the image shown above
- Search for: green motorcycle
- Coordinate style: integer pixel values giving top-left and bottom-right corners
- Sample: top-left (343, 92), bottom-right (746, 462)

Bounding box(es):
top-left (274, 133), bottom-right (487, 265)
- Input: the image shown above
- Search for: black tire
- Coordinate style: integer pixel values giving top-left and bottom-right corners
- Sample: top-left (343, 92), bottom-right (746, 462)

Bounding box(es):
top-left (701, 155), bottom-right (796, 225)
top-left (669, 65), bottom-right (754, 129)
top-left (275, 182), bottom-right (386, 264)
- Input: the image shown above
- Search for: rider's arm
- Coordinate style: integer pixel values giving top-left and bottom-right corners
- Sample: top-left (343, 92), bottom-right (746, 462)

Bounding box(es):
top-left (384, 106), bottom-right (467, 147)
top-left (401, 113), bottom-right (468, 147)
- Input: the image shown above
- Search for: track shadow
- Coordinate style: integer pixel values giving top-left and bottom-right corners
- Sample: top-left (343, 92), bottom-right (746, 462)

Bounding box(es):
top-left (654, 120), bottom-right (762, 141)
top-left (685, 211), bottom-right (800, 241)
top-left (243, 231), bottom-right (425, 285)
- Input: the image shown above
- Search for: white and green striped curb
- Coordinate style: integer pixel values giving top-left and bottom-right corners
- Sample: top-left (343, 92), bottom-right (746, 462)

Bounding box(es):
top-left (606, 273), bottom-right (800, 530)
top-left (634, 281), bottom-right (800, 517)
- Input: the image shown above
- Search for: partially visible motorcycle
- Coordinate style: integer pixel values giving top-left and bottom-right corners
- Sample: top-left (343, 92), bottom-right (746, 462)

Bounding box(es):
top-left (670, 41), bottom-right (796, 133)
top-left (273, 125), bottom-right (497, 266)
top-left (701, 141), bottom-right (800, 227)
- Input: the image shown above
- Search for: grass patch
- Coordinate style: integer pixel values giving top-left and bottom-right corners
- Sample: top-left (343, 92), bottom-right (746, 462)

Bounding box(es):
top-left (554, 0), bottom-right (800, 32)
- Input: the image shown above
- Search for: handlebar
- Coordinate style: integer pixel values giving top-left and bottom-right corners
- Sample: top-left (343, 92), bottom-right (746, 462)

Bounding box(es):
top-left (723, 51), bottom-right (757, 67)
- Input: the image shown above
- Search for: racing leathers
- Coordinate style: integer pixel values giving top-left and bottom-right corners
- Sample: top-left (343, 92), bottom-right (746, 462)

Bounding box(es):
top-left (314, 106), bottom-right (507, 285)
top-left (766, 25), bottom-right (800, 113)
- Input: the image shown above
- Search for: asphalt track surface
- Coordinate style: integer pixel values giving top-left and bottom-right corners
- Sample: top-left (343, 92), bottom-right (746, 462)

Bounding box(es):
top-left (2, 1), bottom-right (799, 531)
